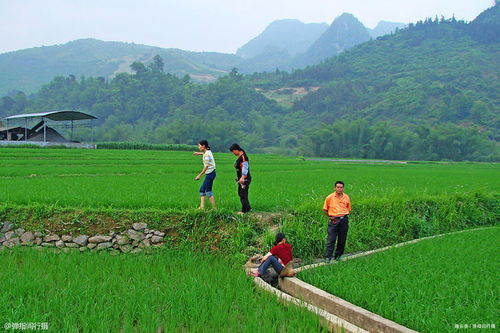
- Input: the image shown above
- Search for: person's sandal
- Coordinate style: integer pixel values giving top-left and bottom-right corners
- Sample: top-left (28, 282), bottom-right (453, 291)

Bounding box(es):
top-left (249, 270), bottom-right (260, 277)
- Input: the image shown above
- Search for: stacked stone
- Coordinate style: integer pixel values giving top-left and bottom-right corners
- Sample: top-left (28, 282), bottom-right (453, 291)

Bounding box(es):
top-left (0, 221), bottom-right (166, 253)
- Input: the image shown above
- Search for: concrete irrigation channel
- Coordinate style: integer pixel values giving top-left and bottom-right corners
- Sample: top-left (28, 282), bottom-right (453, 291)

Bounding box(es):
top-left (249, 227), bottom-right (495, 333)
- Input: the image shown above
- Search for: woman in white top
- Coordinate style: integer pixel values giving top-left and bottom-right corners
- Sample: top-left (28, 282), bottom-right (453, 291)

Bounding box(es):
top-left (193, 140), bottom-right (216, 209)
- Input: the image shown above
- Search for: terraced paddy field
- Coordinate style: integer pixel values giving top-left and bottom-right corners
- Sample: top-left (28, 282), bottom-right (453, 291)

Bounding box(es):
top-left (299, 227), bottom-right (500, 332)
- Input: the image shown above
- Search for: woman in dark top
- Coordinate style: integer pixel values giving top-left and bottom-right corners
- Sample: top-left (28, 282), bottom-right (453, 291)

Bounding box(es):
top-left (229, 143), bottom-right (251, 214)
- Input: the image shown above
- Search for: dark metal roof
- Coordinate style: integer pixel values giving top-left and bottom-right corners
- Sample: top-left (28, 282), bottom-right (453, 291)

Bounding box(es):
top-left (4, 110), bottom-right (97, 121)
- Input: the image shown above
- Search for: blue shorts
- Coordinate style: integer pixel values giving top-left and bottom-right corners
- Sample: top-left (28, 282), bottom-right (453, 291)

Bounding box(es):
top-left (200, 170), bottom-right (216, 197)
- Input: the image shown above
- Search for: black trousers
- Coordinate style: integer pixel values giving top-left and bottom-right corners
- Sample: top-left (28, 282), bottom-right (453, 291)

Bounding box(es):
top-left (237, 183), bottom-right (251, 213)
top-left (325, 215), bottom-right (349, 259)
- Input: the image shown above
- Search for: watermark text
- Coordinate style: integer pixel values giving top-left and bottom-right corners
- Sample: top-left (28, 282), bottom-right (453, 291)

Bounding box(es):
top-left (3, 322), bottom-right (49, 330)
top-left (454, 324), bottom-right (496, 329)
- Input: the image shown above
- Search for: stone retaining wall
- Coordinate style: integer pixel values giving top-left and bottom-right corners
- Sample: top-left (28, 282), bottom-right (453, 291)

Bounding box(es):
top-left (0, 221), bottom-right (165, 253)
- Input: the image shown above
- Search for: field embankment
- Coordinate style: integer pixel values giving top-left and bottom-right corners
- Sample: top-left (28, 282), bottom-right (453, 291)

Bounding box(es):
top-left (1, 191), bottom-right (497, 261)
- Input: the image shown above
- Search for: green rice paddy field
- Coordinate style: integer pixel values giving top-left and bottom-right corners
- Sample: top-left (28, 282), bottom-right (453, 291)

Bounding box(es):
top-left (0, 148), bottom-right (498, 211)
top-left (300, 227), bottom-right (500, 332)
top-left (0, 148), bottom-right (498, 257)
top-left (0, 148), bottom-right (498, 332)
top-left (0, 247), bottom-right (326, 332)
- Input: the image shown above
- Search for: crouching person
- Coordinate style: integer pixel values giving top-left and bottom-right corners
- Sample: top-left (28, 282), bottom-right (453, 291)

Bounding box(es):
top-left (251, 232), bottom-right (295, 279)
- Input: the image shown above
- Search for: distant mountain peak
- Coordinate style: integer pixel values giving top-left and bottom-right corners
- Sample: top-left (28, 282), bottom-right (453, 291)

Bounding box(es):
top-left (469, 2), bottom-right (500, 43)
top-left (236, 19), bottom-right (328, 59)
top-left (334, 12), bottom-right (357, 21)
top-left (369, 21), bottom-right (407, 38)
top-left (296, 12), bottom-right (370, 66)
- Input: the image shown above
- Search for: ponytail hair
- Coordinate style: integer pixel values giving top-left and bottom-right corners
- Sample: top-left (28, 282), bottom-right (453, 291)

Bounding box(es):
top-left (199, 140), bottom-right (210, 150)
top-left (229, 143), bottom-right (244, 152)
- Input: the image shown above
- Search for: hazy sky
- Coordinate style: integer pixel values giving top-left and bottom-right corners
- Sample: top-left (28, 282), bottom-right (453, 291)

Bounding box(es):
top-left (0, 0), bottom-right (494, 55)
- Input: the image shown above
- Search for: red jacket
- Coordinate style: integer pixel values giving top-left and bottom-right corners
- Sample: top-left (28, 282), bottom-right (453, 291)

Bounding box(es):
top-left (270, 243), bottom-right (292, 265)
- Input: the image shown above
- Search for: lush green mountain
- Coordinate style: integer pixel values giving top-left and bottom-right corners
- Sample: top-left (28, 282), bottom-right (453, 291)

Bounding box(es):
top-left (0, 39), bottom-right (244, 95)
top-left (236, 19), bottom-right (328, 60)
top-left (468, 2), bottom-right (500, 43)
top-left (237, 16), bottom-right (405, 72)
top-left (0, 15), bottom-right (406, 96)
top-left (0, 16), bottom-right (357, 95)
top-left (368, 21), bottom-right (407, 38)
top-left (294, 13), bottom-right (371, 67)
top-left (282, 16), bottom-right (499, 131)
top-left (1, 5), bottom-right (498, 161)
top-left (247, 6), bottom-right (499, 160)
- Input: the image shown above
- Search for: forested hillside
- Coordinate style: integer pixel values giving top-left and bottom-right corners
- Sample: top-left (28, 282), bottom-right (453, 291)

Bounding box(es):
top-left (0, 62), bottom-right (283, 152)
top-left (0, 39), bottom-right (243, 95)
top-left (285, 19), bottom-right (499, 130)
top-left (246, 8), bottom-right (499, 160)
top-left (0, 5), bottom-right (498, 161)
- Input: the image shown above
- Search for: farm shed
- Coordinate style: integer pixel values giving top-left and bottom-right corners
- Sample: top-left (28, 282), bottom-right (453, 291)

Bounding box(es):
top-left (1, 110), bottom-right (97, 148)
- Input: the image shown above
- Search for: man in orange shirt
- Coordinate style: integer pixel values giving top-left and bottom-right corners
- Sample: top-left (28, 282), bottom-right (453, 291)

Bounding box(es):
top-left (323, 181), bottom-right (351, 262)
